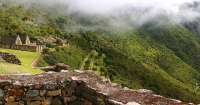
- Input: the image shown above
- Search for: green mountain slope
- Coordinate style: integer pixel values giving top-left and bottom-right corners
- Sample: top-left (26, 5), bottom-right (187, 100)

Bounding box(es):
top-left (1, 0), bottom-right (200, 103)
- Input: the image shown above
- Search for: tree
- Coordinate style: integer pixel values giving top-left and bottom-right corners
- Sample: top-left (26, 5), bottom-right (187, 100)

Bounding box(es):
top-left (85, 60), bottom-right (90, 64)
top-left (56, 39), bottom-right (62, 46)
top-left (46, 43), bottom-right (53, 48)
top-left (55, 46), bottom-right (60, 51)
top-left (92, 68), bottom-right (97, 71)
top-left (100, 67), bottom-right (106, 75)
top-left (104, 70), bottom-right (109, 78)
top-left (94, 62), bottom-right (99, 66)
top-left (43, 48), bottom-right (50, 54)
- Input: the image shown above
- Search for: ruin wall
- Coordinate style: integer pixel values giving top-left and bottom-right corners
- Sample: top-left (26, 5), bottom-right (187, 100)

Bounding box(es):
top-left (0, 71), bottom-right (194, 105)
top-left (0, 44), bottom-right (11, 49)
top-left (0, 44), bottom-right (45, 52)
top-left (0, 51), bottom-right (21, 65)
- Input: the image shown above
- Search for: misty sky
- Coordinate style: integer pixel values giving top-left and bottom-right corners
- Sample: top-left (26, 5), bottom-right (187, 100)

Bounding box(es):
top-left (59, 0), bottom-right (200, 30)
top-left (13, 0), bottom-right (200, 29)
top-left (66, 0), bottom-right (196, 13)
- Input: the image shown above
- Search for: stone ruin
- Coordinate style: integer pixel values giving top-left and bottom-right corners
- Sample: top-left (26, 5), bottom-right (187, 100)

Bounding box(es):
top-left (0, 35), bottom-right (45, 52)
top-left (0, 70), bottom-right (194, 105)
top-left (36, 63), bottom-right (70, 72)
top-left (0, 51), bottom-right (21, 65)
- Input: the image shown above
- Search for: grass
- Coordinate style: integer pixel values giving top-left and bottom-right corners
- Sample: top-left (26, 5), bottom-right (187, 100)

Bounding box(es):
top-left (0, 48), bottom-right (44, 74)
top-left (0, 62), bottom-right (43, 75)
top-left (0, 48), bottom-right (40, 65)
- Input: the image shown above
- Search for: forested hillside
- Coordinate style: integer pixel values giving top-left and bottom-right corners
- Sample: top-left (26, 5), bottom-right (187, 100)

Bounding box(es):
top-left (1, 0), bottom-right (200, 103)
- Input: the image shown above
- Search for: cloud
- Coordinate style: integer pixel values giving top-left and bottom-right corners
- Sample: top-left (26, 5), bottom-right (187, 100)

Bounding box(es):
top-left (65, 0), bottom-right (194, 14)
top-left (5, 0), bottom-right (200, 29)
top-left (63, 0), bottom-right (200, 27)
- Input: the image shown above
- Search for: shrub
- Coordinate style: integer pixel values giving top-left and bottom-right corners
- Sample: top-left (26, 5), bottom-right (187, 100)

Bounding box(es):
top-left (85, 60), bottom-right (90, 64)
top-left (55, 46), bottom-right (60, 51)
top-left (92, 68), bottom-right (97, 71)
top-left (43, 48), bottom-right (50, 54)
top-left (100, 67), bottom-right (106, 75)
top-left (46, 43), bottom-right (53, 48)
top-left (37, 58), bottom-right (49, 67)
top-left (56, 39), bottom-right (62, 45)
top-left (94, 62), bottom-right (99, 66)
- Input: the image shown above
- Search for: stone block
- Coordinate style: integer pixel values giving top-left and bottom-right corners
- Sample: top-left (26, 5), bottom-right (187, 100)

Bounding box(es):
top-left (47, 90), bottom-right (61, 96)
top-left (57, 83), bottom-right (66, 89)
top-left (84, 100), bottom-right (92, 105)
top-left (76, 82), bottom-right (85, 93)
top-left (6, 96), bottom-right (15, 102)
top-left (15, 96), bottom-right (22, 101)
top-left (25, 96), bottom-right (44, 101)
top-left (26, 90), bottom-right (39, 97)
top-left (0, 80), bottom-right (11, 87)
top-left (23, 84), bottom-right (34, 89)
top-left (70, 81), bottom-right (77, 90)
top-left (96, 92), bottom-right (107, 99)
top-left (63, 96), bottom-right (77, 104)
top-left (0, 89), bottom-right (4, 99)
top-left (12, 81), bottom-right (22, 89)
top-left (51, 97), bottom-right (62, 105)
top-left (27, 101), bottom-right (41, 105)
top-left (5, 102), bottom-right (18, 105)
top-left (8, 89), bottom-right (23, 96)
top-left (126, 102), bottom-right (140, 105)
top-left (81, 92), bottom-right (91, 100)
top-left (82, 86), bottom-right (95, 95)
top-left (96, 97), bottom-right (105, 105)
top-left (4, 86), bottom-right (12, 90)
top-left (42, 100), bottom-right (51, 105)
top-left (34, 83), bottom-right (40, 89)
top-left (66, 90), bottom-right (73, 97)
top-left (19, 101), bottom-right (24, 105)
top-left (107, 99), bottom-right (124, 105)
top-left (40, 90), bottom-right (46, 96)
top-left (69, 101), bottom-right (83, 105)
top-left (43, 82), bottom-right (57, 90)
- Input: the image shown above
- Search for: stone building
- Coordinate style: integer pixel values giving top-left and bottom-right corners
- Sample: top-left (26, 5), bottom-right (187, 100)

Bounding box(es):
top-left (0, 35), bottom-right (45, 52)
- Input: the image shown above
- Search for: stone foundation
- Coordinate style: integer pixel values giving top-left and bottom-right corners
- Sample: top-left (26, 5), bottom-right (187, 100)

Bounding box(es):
top-left (0, 51), bottom-right (21, 65)
top-left (0, 71), bottom-right (194, 105)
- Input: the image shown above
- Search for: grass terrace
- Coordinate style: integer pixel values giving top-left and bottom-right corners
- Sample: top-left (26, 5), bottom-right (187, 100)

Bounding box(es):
top-left (0, 48), bottom-right (43, 74)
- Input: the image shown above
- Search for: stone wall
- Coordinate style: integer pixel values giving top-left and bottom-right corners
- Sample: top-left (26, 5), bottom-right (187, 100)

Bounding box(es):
top-left (0, 44), bottom-right (46, 52)
top-left (36, 45), bottom-right (46, 52)
top-left (0, 44), bottom-right (11, 49)
top-left (0, 71), bottom-right (194, 105)
top-left (36, 63), bottom-right (70, 72)
top-left (0, 51), bottom-right (21, 65)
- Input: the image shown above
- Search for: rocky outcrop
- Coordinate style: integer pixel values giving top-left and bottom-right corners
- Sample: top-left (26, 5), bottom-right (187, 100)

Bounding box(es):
top-left (36, 63), bottom-right (70, 72)
top-left (0, 70), bottom-right (194, 105)
top-left (0, 51), bottom-right (21, 65)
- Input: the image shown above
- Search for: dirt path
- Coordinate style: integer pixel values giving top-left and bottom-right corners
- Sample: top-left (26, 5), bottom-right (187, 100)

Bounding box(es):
top-left (30, 53), bottom-right (42, 67)
top-left (30, 47), bottom-right (56, 68)
top-left (80, 50), bottom-right (96, 71)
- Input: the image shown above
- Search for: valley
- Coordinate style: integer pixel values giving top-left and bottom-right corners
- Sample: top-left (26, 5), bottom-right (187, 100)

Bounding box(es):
top-left (0, 0), bottom-right (200, 104)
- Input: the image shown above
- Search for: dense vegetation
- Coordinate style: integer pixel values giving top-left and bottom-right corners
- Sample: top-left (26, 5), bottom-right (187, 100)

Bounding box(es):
top-left (37, 45), bottom-right (88, 70)
top-left (1, 0), bottom-right (200, 103)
